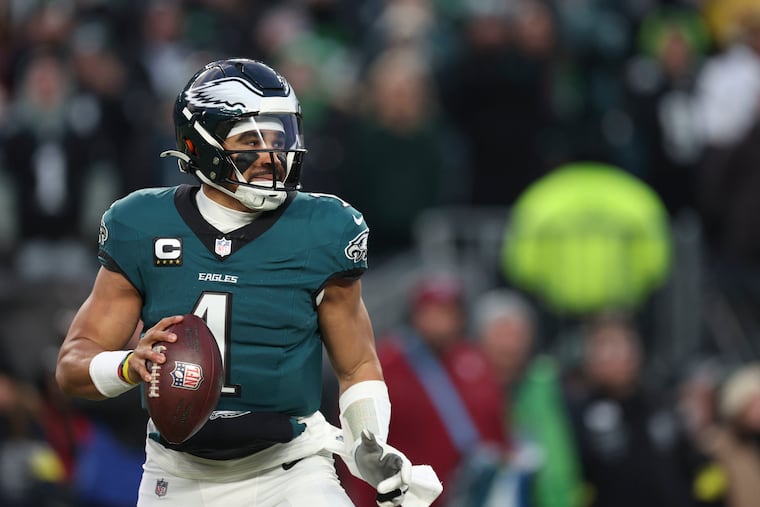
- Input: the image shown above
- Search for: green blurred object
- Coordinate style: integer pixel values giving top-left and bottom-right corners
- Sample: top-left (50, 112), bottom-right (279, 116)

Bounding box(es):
top-left (513, 356), bottom-right (584, 507)
top-left (501, 162), bottom-right (671, 315)
top-left (637, 6), bottom-right (711, 58)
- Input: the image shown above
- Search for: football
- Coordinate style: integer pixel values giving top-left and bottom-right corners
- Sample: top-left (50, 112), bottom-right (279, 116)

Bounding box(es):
top-left (144, 314), bottom-right (223, 444)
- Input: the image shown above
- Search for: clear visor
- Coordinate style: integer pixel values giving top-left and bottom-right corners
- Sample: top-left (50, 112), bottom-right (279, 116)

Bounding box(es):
top-left (222, 113), bottom-right (304, 150)
top-left (219, 113), bottom-right (305, 189)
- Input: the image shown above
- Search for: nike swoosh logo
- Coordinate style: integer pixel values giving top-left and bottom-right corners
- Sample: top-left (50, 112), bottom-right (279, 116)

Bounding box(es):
top-left (282, 458), bottom-right (303, 470)
top-left (353, 214), bottom-right (364, 225)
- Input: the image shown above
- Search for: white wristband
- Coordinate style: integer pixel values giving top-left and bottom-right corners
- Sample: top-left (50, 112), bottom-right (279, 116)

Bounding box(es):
top-left (89, 350), bottom-right (138, 398)
top-left (339, 380), bottom-right (391, 449)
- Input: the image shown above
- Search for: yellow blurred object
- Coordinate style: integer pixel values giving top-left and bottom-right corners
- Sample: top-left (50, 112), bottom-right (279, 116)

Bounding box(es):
top-left (502, 162), bottom-right (671, 315)
top-left (703, 0), bottom-right (760, 46)
top-left (693, 462), bottom-right (727, 502)
top-left (30, 446), bottom-right (66, 483)
top-left (581, 482), bottom-right (596, 507)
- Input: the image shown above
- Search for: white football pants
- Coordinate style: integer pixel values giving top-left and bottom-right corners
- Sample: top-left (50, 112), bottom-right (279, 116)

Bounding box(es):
top-left (137, 451), bottom-right (354, 506)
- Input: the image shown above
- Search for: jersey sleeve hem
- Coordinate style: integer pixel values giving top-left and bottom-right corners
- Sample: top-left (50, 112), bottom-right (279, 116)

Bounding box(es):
top-left (98, 249), bottom-right (144, 298)
top-left (331, 268), bottom-right (366, 281)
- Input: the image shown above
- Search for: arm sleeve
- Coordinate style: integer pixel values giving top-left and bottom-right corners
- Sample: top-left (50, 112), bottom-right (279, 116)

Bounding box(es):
top-left (339, 380), bottom-right (391, 448)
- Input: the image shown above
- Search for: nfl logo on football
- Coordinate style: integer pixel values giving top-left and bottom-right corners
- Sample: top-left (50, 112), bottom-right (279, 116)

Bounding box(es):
top-left (170, 361), bottom-right (204, 390)
top-left (215, 237), bottom-right (232, 257)
top-left (155, 478), bottom-right (168, 497)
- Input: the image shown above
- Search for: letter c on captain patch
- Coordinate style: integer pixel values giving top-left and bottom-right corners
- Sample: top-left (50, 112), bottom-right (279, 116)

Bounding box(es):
top-left (154, 237), bottom-right (183, 266)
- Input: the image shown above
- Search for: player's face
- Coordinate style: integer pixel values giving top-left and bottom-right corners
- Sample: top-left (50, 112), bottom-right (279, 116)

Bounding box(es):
top-left (224, 129), bottom-right (287, 184)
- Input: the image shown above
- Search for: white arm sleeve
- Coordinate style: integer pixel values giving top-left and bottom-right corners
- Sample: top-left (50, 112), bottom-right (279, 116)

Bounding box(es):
top-left (338, 380), bottom-right (391, 449)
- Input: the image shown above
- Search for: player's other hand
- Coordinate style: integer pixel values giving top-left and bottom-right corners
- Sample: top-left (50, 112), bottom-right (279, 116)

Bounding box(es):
top-left (354, 430), bottom-right (412, 507)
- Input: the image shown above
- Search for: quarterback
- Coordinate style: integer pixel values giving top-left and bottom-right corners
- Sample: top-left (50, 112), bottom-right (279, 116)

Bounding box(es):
top-left (55, 58), bottom-right (440, 506)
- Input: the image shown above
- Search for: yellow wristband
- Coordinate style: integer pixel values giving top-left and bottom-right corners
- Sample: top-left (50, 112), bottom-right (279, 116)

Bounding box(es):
top-left (119, 352), bottom-right (138, 385)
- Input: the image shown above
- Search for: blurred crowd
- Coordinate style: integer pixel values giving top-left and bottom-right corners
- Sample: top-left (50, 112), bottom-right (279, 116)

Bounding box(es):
top-left (2, 0), bottom-right (760, 505)
top-left (334, 276), bottom-right (760, 507)
top-left (1, 0), bottom-right (759, 260)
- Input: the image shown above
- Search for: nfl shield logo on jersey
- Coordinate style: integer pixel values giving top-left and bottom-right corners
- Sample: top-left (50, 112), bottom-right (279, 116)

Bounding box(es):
top-left (215, 237), bottom-right (232, 257)
top-left (155, 478), bottom-right (168, 497)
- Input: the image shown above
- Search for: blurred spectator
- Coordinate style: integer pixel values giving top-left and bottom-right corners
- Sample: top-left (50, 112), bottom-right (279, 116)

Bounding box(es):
top-left (42, 340), bottom-right (146, 507)
top-left (39, 326), bottom-right (146, 507)
top-left (359, 0), bottom-right (456, 70)
top-left (253, 4), bottom-right (311, 61)
top-left (703, 362), bottom-right (760, 507)
top-left (693, 6), bottom-right (760, 252)
top-left (10, 2), bottom-right (74, 61)
top-left (139, 1), bottom-right (196, 101)
top-left (438, 0), bottom-right (558, 206)
top-left (269, 7), bottom-right (361, 194)
top-left (567, 313), bottom-right (696, 507)
top-left (475, 288), bottom-right (537, 389)
top-left (0, 360), bottom-right (69, 506)
top-left (624, 6), bottom-right (709, 215)
top-left (70, 20), bottom-right (149, 197)
top-left (697, 112), bottom-right (760, 270)
top-left (689, 113), bottom-right (760, 360)
top-left (181, 0), bottom-right (260, 57)
top-left (137, 1), bottom-right (213, 187)
top-left (344, 275), bottom-right (507, 506)
top-left (550, 0), bottom-right (642, 171)
top-left (1, 49), bottom-right (104, 280)
top-left (678, 360), bottom-right (724, 452)
top-left (473, 288), bottom-right (584, 507)
top-left (3, 49), bottom-right (88, 241)
top-left (339, 47), bottom-right (462, 258)
top-left (676, 359), bottom-right (727, 507)
top-left (694, 3), bottom-right (760, 151)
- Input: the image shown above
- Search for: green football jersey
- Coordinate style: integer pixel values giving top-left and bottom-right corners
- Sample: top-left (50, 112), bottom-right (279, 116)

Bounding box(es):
top-left (98, 185), bottom-right (369, 456)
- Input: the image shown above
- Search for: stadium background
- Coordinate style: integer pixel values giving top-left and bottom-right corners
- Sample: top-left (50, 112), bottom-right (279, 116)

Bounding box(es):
top-left (1, 0), bottom-right (760, 505)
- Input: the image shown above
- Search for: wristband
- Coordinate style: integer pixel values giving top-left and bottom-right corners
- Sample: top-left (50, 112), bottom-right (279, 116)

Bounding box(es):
top-left (118, 351), bottom-right (138, 385)
top-left (89, 350), bottom-right (139, 398)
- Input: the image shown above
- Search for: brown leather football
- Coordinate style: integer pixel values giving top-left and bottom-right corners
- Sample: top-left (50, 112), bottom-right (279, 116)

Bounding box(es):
top-left (144, 314), bottom-right (223, 444)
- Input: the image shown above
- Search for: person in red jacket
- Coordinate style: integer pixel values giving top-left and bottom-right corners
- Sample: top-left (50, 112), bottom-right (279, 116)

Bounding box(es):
top-left (345, 276), bottom-right (508, 506)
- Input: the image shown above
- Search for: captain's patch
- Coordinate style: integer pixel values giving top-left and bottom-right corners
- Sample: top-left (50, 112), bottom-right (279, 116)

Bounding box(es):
top-left (154, 237), bottom-right (183, 266)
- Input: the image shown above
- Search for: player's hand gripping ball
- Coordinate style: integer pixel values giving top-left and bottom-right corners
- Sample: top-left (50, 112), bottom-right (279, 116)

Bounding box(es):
top-left (144, 314), bottom-right (223, 444)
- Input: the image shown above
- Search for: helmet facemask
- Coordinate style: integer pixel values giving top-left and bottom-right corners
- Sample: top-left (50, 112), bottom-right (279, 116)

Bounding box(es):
top-left (214, 113), bottom-right (304, 211)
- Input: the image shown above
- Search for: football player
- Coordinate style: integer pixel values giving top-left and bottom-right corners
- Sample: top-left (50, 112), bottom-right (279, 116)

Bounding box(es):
top-left (55, 58), bottom-right (440, 506)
